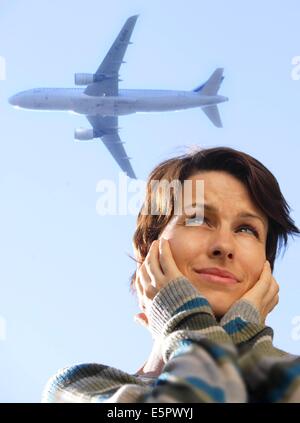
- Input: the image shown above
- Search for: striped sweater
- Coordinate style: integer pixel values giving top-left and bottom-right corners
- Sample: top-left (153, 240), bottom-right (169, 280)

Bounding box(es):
top-left (41, 276), bottom-right (300, 403)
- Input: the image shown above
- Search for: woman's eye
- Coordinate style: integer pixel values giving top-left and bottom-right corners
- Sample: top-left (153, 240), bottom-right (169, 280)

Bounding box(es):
top-left (238, 225), bottom-right (259, 237)
top-left (185, 214), bottom-right (207, 226)
top-left (183, 217), bottom-right (259, 238)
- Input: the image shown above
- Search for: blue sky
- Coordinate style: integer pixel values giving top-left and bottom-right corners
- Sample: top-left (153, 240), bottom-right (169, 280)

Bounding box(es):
top-left (1, 0), bottom-right (300, 402)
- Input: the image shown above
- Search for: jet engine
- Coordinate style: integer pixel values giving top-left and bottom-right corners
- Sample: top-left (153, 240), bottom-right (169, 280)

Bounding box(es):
top-left (74, 73), bottom-right (110, 86)
top-left (74, 128), bottom-right (95, 140)
top-left (74, 73), bottom-right (97, 86)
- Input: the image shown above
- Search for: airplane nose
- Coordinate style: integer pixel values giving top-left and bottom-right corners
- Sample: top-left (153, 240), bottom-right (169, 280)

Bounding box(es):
top-left (8, 95), bottom-right (18, 106)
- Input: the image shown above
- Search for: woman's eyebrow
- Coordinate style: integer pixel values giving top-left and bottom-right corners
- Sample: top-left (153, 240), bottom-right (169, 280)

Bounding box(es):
top-left (188, 202), bottom-right (266, 228)
top-left (236, 212), bottom-right (266, 228)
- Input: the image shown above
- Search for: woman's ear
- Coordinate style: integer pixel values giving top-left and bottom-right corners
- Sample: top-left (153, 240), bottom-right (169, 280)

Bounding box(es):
top-left (134, 312), bottom-right (149, 328)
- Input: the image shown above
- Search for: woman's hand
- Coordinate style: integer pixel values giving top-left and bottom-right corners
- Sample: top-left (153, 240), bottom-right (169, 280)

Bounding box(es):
top-left (240, 261), bottom-right (279, 324)
top-left (134, 238), bottom-right (183, 328)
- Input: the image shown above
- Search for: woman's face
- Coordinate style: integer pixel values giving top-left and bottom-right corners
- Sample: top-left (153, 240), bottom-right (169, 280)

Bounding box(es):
top-left (160, 170), bottom-right (268, 318)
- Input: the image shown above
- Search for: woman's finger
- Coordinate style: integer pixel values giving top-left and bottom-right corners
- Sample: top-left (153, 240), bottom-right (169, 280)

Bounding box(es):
top-left (269, 276), bottom-right (279, 296)
top-left (158, 237), bottom-right (182, 278)
top-left (135, 275), bottom-right (146, 311)
top-left (135, 272), bottom-right (143, 297)
top-left (144, 240), bottom-right (164, 284)
top-left (138, 264), bottom-right (157, 300)
top-left (267, 294), bottom-right (279, 314)
top-left (241, 261), bottom-right (273, 313)
top-left (253, 261), bottom-right (272, 294)
top-left (138, 264), bottom-right (151, 287)
top-left (158, 238), bottom-right (168, 275)
top-left (263, 276), bottom-right (279, 307)
top-left (134, 273), bottom-right (148, 312)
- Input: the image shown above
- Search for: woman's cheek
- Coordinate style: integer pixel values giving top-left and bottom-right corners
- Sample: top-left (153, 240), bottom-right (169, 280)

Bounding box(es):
top-left (168, 234), bottom-right (207, 275)
top-left (237, 240), bottom-right (266, 285)
top-left (166, 237), bottom-right (187, 270)
top-left (243, 258), bottom-right (265, 291)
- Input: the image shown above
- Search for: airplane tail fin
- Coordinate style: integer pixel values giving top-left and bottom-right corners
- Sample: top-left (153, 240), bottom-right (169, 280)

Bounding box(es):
top-left (202, 105), bottom-right (222, 128)
top-left (193, 68), bottom-right (224, 96)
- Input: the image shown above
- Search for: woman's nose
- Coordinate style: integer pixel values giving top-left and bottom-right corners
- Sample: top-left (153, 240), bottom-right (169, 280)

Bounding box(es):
top-left (207, 231), bottom-right (235, 260)
top-left (210, 248), bottom-right (233, 260)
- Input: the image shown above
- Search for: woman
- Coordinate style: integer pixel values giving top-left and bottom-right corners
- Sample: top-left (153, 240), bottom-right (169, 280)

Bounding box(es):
top-left (42, 146), bottom-right (300, 403)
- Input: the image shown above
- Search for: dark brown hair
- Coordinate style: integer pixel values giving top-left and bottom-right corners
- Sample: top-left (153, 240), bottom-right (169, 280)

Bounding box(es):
top-left (129, 146), bottom-right (300, 295)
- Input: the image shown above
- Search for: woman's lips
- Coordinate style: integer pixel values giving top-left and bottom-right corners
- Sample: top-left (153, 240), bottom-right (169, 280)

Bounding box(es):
top-left (194, 271), bottom-right (238, 285)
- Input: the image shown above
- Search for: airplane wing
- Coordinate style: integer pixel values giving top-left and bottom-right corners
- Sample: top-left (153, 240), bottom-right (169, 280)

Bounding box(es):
top-left (84, 15), bottom-right (138, 97)
top-left (87, 115), bottom-right (136, 179)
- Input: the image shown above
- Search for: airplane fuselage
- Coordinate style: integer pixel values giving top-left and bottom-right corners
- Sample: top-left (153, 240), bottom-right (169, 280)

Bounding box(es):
top-left (9, 88), bottom-right (228, 116)
top-left (8, 14), bottom-right (228, 179)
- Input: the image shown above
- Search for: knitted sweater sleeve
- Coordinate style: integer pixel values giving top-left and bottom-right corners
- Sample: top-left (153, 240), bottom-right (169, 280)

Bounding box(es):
top-left (219, 299), bottom-right (300, 402)
top-left (133, 276), bottom-right (247, 403)
top-left (42, 277), bottom-right (247, 403)
top-left (42, 276), bottom-right (247, 403)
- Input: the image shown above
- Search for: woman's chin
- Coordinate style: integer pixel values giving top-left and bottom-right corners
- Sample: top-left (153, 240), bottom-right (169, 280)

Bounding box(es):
top-left (186, 277), bottom-right (243, 318)
top-left (208, 299), bottom-right (236, 319)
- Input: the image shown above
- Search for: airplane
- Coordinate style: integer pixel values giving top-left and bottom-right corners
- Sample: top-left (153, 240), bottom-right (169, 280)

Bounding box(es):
top-left (8, 15), bottom-right (228, 179)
